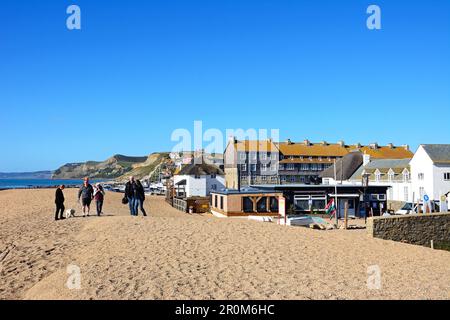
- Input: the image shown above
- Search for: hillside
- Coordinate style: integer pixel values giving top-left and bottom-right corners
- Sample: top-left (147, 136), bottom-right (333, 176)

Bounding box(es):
top-left (52, 155), bottom-right (149, 179)
top-left (116, 152), bottom-right (172, 181)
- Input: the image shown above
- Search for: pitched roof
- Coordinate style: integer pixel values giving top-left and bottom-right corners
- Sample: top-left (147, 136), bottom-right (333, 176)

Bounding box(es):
top-left (421, 144), bottom-right (450, 164)
top-left (277, 143), bottom-right (349, 157)
top-left (229, 139), bottom-right (413, 159)
top-left (349, 159), bottom-right (411, 181)
top-left (359, 146), bottom-right (413, 159)
top-left (177, 163), bottom-right (224, 176)
top-left (320, 152), bottom-right (364, 180)
top-left (233, 140), bottom-right (280, 152)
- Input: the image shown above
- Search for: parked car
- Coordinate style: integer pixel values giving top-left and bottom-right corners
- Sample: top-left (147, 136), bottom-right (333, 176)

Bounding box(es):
top-left (395, 201), bottom-right (441, 215)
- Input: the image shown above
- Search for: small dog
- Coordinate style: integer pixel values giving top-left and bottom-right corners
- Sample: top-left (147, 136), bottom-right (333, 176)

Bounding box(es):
top-left (65, 209), bottom-right (76, 219)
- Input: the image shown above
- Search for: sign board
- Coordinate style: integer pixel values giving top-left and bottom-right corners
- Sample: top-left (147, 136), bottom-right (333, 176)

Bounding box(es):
top-left (424, 194), bottom-right (429, 202)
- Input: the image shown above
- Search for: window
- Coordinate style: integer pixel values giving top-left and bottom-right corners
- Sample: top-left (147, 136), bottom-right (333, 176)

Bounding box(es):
top-left (419, 187), bottom-right (425, 199)
top-left (214, 195), bottom-right (218, 207)
top-left (311, 164), bottom-right (318, 171)
top-left (251, 164), bottom-right (257, 172)
top-left (270, 163), bottom-right (278, 172)
top-left (403, 171), bottom-right (410, 182)
top-left (220, 196), bottom-right (224, 210)
top-left (241, 164), bottom-right (247, 172)
top-left (261, 153), bottom-right (268, 160)
top-left (300, 164), bottom-right (310, 171)
top-left (211, 174), bottom-right (216, 179)
top-left (261, 164), bottom-right (268, 172)
top-left (289, 176), bottom-right (295, 182)
top-left (211, 184), bottom-right (217, 190)
top-left (388, 173), bottom-right (394, 182)
top-left (375, 171), bottom-right (381, 182)
top-left (287, 164), bottom-right (295, 171)
top-left (444, 173), bottom-right (450, 181)
top-left (418, 173), bottom-right (424, 180)
top-left (404, 186), bottom-right (409, 202)
top-left (239, 153), bottom-right (246, 161)
top-left (290, 155), bottom-right (294, 160)
top-left (261, 175), bottom-right (267, 181)
top-left (279, 164), bottom-right (285, 170)
top-left (271, 153), bottom-right (278, 160)
top-left (195, 175), bottom-right (201, 179)
top-left (250, 152), bottom-right (257, 161)
top-left (280, 176), bottom-right (286, 182)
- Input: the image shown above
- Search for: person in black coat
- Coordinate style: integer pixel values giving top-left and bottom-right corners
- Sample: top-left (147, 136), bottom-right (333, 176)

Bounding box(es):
top-left (55, 185), bottom-right (65, 221)
top-left (136, 180), bottom-right (147, 217)
top-left (124, 176), bottom-right (139, 216)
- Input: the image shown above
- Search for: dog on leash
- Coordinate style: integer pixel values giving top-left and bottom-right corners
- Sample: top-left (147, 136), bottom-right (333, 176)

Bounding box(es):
top-left (65, 209), bottom-right (76, 219)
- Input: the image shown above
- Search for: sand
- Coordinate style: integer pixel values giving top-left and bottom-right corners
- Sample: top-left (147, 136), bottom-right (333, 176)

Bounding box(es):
top-left (0, 189), bottom-right (449, 300)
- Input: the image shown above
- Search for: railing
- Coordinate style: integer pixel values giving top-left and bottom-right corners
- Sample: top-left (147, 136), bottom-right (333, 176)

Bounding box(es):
top-left (173, 198), bottom-right (188, 212)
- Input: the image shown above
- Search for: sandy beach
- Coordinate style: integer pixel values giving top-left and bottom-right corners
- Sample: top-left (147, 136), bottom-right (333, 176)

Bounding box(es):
top-left (0, 189), bottom-right (449, 300)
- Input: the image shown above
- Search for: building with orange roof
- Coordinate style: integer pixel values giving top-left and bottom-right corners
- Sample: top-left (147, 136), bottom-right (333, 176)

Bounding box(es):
top-left (224, 136), bottom-right (413, 189)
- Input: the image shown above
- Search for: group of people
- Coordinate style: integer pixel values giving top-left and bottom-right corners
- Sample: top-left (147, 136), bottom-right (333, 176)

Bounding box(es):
top-left (54, 176), bottom-right (147, 221)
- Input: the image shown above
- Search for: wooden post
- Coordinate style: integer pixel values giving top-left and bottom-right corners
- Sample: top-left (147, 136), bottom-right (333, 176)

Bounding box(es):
top-left (344, 201), bottom-right (349, 230)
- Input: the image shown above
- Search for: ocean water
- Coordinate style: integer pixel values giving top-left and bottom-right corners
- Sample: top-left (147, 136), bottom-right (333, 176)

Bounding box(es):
top-left (0, 179), bottom-right (105, 189)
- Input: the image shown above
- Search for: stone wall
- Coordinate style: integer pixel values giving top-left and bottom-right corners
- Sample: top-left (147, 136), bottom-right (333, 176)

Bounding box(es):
top-left (367, 213), bottom-right (450, 246)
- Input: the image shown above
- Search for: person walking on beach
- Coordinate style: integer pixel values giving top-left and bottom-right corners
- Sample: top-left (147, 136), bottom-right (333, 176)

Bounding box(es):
top-left (135, 180), bottom-right (148, 217)
top-left (78, 177), bottom-right (94, 217)
top-left (125, 176), bottom-right (139, 216)
top-left (94, 183), bottom-right (105, 216)
top-left (54, 185), bottom-right (65, 221)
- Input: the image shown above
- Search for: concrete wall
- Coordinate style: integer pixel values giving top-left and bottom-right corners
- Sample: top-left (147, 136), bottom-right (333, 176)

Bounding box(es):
top-left (367, 213), bottom-right (450, 246)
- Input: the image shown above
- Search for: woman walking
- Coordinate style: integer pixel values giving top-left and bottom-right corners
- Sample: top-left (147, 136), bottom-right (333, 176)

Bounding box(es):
top-left (94, 183), bottom-right (105, 216)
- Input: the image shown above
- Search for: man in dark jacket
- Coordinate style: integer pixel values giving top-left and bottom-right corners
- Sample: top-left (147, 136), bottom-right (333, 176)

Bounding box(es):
top-left (78, 177), bottom-right (94, 217)
top-left (135, 180), bottom-right (147, 216)
top-left (55, 185), bottom-right (65, 221)
top-left (125, 176), bottom-right (139, 216)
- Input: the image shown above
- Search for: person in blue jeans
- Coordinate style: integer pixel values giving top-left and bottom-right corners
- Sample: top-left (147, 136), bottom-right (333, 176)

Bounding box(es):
top-left (124, 176), bottom-right (139, 216)
top-left (135, 180), bottom-right (148, 216)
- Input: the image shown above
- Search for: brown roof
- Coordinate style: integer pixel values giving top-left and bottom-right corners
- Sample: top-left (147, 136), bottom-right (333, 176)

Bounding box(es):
top-left (277, 143), bottom-right (349, 157)
top-left (234, 140), bottom-right (280, 152)
top-left (231, 140), bottom-right (413, 159)
top-left (358, 146), bottom-right (413, 159)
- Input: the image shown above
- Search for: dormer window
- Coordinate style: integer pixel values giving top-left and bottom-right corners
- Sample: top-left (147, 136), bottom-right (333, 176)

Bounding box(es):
top-left (403, 170), bottom-right (410, 182)
top-left (375, 170), bottom-right (381, 182)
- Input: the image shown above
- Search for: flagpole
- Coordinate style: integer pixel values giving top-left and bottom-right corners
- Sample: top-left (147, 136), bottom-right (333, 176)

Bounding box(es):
top-left (334, 158), bottom-right (338, 227)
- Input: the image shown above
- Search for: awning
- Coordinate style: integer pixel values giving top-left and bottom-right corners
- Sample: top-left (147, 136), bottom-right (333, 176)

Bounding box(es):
top-left (175, 179), bottom-right (186, 186)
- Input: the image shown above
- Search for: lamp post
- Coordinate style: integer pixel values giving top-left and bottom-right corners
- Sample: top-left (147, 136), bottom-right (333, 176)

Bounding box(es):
top-left (362, 173), bottom-right (370, 223)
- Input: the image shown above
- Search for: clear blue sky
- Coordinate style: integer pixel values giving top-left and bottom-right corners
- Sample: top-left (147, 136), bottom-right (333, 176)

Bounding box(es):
top-left (1, 0), bottom-right (449, 172)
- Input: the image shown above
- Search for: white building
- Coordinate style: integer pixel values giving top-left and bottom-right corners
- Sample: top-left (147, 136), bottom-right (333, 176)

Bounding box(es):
top-left (173, 163), bottom-right (225, 198)
top-left (410, 144), bottom-right (450, 202)
top-left (349, 157), bottom-right (412, 202)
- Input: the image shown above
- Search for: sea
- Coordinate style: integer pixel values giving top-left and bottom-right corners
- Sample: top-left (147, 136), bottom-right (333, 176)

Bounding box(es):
top-left (0, 179), bottom-right (106, 190)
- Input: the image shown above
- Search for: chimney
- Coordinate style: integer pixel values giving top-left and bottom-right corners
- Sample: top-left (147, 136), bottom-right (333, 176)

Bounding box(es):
top-left (387, 143), bottom-right (394, 149)
top-left (369, 142), bottom-right (379, 149)
top-left (286, 139), bottom-right (292, 145)
top-left (338, 140), bottom-right (345, 147)
top-left (402, 144), bottom-right (410, 151)
top-left (356, 143), bottom-right (362, 148)
top-left (363, 153), bottom-right (371, 166)
top-left (304, 139), bottom-right (311, 146)
top-left (228, 135), bottom-right (237, 144)
top-left (320, 141), bottom-right (328, 146)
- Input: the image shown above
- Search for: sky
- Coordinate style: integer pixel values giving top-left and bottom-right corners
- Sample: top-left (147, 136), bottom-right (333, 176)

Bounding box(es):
top-left (0, 0), bottom-right (449, 172)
